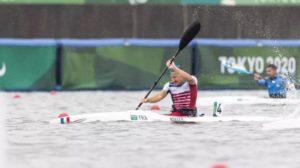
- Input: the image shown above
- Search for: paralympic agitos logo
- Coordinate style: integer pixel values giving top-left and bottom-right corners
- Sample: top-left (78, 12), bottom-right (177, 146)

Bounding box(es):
top-left (0, 62), bottom-right (6, 77)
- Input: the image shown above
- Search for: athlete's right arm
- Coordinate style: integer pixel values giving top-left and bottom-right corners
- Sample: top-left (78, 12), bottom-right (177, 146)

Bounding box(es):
top-left (257, 79), bottom-right (267, 86)
top-left (254, 73), bottom-right (267, 86)
top-left (254, 73), bottom-right (262, 80)
top-left (141, 90), bottom-right (168, 103)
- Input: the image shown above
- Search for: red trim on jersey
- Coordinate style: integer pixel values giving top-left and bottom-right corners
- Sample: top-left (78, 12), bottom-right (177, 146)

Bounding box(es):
top-left (189, 84), bottom-right (197, 109)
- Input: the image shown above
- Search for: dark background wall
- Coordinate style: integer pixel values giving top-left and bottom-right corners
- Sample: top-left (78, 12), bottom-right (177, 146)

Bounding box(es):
top-left (0, 5), bottom-right (299, 39)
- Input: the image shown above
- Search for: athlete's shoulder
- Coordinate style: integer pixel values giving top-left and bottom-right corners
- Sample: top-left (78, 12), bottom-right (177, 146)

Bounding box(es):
top-left (190, 75), bottom-right (198, 85)
top-left (277, 75), bottom-right (288, 84)
top-left (277, 75), bottom-right (286, 80)
top-left (264, 77), bottom-right (273, 82)
top-left (162, 82), bottom-right (170, 91)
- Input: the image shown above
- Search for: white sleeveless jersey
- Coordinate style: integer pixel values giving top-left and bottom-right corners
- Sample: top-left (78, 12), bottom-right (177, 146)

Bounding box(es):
top-left (163, 76), bottom-right (198, 111)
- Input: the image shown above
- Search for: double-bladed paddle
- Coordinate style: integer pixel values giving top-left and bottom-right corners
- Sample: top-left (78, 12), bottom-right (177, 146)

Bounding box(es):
top-left (136, 21), bottom-right (201, 110)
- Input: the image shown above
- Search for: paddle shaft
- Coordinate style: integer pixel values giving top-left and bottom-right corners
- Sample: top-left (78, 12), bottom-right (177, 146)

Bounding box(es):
top-left (135, 50), bottom-right (180, 110)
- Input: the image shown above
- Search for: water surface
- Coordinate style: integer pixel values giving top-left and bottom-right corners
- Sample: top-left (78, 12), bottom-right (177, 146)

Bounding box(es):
top-left (4, 90), bottom-right (300, 168)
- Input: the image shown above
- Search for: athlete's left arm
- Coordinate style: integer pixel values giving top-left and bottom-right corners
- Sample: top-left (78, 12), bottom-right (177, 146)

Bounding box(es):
top-left (166, 59), bottom-right (196, 85)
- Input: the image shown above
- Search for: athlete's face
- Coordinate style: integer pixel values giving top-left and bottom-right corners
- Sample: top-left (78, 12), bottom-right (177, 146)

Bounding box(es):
top-left (170, 72), bottom-right (184, 85)
top-left (266, 67), bottom-right (277, 77)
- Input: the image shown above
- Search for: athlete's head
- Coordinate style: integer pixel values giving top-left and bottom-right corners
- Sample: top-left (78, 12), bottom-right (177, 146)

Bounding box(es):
top-left (170, 71), bottom-right (185, 85)
top-left (266, 64), bottom-right (278, 77)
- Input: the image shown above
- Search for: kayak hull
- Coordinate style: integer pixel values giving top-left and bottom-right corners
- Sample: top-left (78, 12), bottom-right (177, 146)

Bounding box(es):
top-left (49, 110), bottom-right (275, 124)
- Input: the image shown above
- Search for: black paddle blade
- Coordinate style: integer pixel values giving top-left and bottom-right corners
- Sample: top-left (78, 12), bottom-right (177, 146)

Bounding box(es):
top-left (178, 21), bottom-right (201, 51)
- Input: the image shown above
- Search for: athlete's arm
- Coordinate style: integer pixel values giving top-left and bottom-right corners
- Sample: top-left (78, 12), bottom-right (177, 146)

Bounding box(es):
top-left (254, 73), bottom-right (262, 80)
top-left (141, 90), bottom-right (168, 103)
top-left (257, 79), bottom-right (267, 86)
top-left (166, 59), bottom-right (196, 85)
top-left (254, 73), bottom-right (267, 86)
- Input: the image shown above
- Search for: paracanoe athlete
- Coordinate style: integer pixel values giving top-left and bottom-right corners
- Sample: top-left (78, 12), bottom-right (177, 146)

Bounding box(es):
top-left (254, 64), bottom-right (288, 98)
top-left (141, 59), bottom-right (198, 117)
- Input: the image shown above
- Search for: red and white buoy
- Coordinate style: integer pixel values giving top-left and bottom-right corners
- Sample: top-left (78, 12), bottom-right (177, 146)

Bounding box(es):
top-left (13, 94), bottom-right (21, 99)
top-left (212, 163), bottom-right (228, 168)
top-left (58, 112), bottom-right (69, 118)
top-left (50, 90), bottom-right (57, 95)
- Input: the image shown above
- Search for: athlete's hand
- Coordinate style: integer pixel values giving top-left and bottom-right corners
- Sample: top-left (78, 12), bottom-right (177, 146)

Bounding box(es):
top-left (254, 73), bottom-right (262, 80)
top-left (140, 97), bottom-right (149, 103)
top-left (166, 59), bottom-right (176, 70)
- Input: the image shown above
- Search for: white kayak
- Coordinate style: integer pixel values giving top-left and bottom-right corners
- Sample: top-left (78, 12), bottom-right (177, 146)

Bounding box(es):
top-left (49, 110), bottom-right (276, 124)
top-left (198, 96), bottom-right (300, 106)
